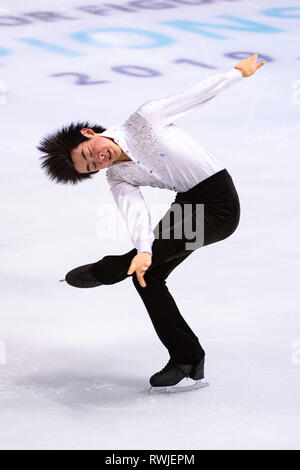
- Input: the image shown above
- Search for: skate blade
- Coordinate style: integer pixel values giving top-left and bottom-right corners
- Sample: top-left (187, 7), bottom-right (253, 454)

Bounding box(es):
top-left (148, 378), bottom-right (209, 395)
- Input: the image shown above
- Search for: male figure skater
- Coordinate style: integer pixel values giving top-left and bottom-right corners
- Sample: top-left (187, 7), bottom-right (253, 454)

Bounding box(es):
top-left (38, 54), bottom-right (266, 392)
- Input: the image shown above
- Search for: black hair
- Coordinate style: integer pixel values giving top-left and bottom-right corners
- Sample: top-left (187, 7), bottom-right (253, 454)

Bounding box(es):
top-left (37, 121), bottom-right (107, 185)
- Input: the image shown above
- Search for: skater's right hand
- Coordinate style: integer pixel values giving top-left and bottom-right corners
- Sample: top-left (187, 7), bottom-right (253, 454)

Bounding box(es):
top-left (234, 53), bottom-right (266, 77)
top-left (127, 252), bottom-right (152, 288)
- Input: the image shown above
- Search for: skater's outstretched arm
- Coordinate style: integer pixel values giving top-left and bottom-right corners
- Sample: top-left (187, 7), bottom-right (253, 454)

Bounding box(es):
top-left (136, 53), bottom-right (266, 127)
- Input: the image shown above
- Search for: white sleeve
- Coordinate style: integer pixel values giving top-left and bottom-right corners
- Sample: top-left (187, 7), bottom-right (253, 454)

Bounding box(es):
top-left (136, 68), bottom-right (243, 126)
top-left (106, 174), bottom-right (155, 255)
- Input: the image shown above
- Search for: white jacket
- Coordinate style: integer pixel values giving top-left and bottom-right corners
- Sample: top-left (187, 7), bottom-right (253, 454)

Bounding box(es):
top-left (101, 68), bottom-right (243, 254)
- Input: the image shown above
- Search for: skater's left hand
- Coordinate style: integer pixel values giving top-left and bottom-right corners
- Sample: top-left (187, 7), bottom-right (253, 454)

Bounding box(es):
top-left (234, 53), bottom-right (266, 77)
top-left (127, 252), bottom-right (152, 288)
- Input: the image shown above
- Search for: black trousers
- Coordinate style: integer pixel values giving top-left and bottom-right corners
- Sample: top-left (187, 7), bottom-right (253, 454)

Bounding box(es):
top-left (91, 169), bottom-right (240, 364)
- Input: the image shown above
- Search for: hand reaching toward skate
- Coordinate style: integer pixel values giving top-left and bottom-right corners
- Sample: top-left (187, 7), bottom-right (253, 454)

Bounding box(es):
top-left (234, 53), bottom-right (266, 77)
top-left (127, 252), bottom-right (152, 288)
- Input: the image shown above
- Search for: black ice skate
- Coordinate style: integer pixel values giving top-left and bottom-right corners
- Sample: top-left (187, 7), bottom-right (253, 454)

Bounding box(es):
top-left (148, 357), bottom-right (209, 394)
top-left (64, 263), bottom-right (104, 288)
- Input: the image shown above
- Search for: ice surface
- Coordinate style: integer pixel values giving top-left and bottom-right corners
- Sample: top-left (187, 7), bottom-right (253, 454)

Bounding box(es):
top-left (0, 0), bottom-right (300, 450)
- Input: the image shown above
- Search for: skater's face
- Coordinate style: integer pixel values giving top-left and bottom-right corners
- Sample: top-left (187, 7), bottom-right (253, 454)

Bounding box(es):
top-left (71, 128), bottom-right (122, 173)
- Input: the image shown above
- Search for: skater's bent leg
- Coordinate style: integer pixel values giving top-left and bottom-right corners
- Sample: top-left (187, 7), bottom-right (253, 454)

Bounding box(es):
top-left (90, 193), bottom-right (196, 286)
top-left (91, 170), bottom-right (240, 287)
